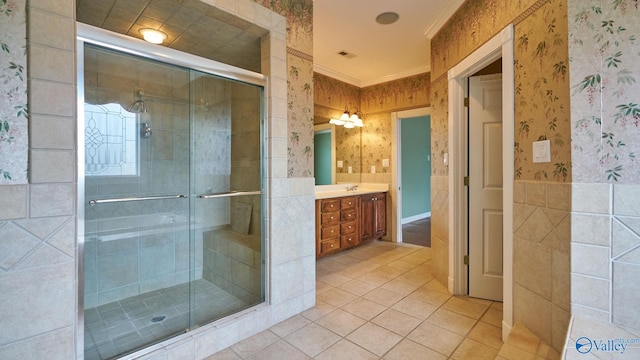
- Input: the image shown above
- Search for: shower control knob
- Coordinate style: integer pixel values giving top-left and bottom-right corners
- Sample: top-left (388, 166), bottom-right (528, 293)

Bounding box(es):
top-left (140, 123), bottom-right (152, 138)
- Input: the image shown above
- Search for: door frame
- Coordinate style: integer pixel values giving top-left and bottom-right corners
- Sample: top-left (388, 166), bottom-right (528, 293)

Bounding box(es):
top-left (447, 24), bottom-right (514, 341)
top-left (390, 107), bottom-right (430, 243)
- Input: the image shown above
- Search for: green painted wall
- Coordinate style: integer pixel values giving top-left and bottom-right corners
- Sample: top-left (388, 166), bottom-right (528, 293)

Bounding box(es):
top-left (401, 116), bottom-right (431, 219)
top-left (314, 131), bottom-right (332, 185)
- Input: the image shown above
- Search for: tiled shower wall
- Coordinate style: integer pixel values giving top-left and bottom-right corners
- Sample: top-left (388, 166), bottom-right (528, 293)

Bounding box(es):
top-left (513, 181), bottom-right (571, 350)
top-left (0, 1), bottom-right (317, 359)
top-left (570, 184), bottom-right (640, 332)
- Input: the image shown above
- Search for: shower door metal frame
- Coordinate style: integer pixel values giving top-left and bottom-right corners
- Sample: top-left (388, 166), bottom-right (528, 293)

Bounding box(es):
top-left (76, 22), bottom-right (269, 360)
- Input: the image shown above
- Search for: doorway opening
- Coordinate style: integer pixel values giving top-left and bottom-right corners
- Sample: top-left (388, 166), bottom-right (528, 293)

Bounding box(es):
top-left (390, 107), bottom-right (430, 246)
top-left (401, 115), bottom-right (431, 247)
top-left (313, 124), bottom-right (335, 185)
top-left (447, 25), bottom-right (515, 341)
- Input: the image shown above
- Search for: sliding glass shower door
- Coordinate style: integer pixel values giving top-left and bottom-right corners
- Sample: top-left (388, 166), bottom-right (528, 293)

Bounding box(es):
top-left (188, 70), bottom-right (264, 328)
top-left (81, 42), bottom-right (264, 360)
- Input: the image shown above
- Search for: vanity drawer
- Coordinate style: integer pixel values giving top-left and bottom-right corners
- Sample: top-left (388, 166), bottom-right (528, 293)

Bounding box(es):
top-left (341, 234), bottom-right (359, 248)
top-left (341, 197), bottom-right (357, 210)
top-left (321, 238), bottom-right (340, 253)
top-left (321, 225), bottom-right (340, 240)
top-left (322, 212), bottom-right (340, 225)
top-left (321, 199), bottom-right (340, 212)
top-left (341, 209), bottom-right (357, 222)
top-left (341, 221), bottom-right (357, 235)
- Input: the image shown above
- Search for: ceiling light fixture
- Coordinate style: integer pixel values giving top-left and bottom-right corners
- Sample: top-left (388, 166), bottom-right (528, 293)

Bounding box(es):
top-left (139, 28), bottom-right (167, 44)
top-left (376, 12), bottom-right (399, 25)
top-left (329, 107), bottom-right (364, 128)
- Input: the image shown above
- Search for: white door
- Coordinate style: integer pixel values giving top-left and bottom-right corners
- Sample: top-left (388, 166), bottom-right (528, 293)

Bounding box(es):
top-left (468, 74), bottom-right (503, 301)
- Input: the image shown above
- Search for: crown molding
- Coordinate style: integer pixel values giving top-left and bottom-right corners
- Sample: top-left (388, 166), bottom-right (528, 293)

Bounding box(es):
top-left (424, 0), bottom-right (465, 39)
top-left (360, 65), bottom-right (430, 87)
top-left (314, 64), bottom-right (431, 88)
top-left (313, 64), bottom-right (363, 87)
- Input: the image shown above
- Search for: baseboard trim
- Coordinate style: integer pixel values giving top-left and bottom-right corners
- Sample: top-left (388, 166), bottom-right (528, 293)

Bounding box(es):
top-left (401, 212), bottom-right (431, 224)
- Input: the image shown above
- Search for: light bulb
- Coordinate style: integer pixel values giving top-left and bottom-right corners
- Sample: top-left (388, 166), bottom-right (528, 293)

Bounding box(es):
top-left (139, 29), bottom-right (167, 44)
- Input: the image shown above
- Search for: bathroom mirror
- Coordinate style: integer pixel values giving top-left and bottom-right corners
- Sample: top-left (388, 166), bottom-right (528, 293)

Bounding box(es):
top-left (314, 121), bottom-right (362, 185)
top-left (312, 73), bottom-right (363, 185)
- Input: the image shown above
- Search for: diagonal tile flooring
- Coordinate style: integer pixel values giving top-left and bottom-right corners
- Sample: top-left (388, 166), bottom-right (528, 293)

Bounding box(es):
top-left (207, 241), bottom-right (506, 359)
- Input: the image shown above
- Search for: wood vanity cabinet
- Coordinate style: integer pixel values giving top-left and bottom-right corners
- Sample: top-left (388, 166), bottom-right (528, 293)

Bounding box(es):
top-left (316, 196), bottom-right (359, 257)
top-left (360, 192), bottom-right (386, 242)
top-left (315, 192), bottom-right (387, 258)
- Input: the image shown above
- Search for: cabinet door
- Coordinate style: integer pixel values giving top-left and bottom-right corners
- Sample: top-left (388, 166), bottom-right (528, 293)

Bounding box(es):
top-left (373, 193), bottom-right (386, 238)
top-left (360, 195), bottom-right (374, 242)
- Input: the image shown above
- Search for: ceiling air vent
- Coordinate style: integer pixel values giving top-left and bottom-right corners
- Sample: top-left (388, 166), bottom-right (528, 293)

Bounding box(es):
top-left (337, 50), bottom-right (357, 59)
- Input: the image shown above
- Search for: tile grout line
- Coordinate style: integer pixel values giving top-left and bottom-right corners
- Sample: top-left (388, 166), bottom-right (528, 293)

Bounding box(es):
top-left (224, 242), bottom-right (504, 360)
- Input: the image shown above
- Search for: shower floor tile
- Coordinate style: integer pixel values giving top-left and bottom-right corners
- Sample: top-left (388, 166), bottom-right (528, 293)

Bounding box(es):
top-left (84, 279), bottom-right (249, 360)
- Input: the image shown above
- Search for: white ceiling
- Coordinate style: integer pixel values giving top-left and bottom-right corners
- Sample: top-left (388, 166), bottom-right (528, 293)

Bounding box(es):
top-left (313, 0), bottom-right (464, 87)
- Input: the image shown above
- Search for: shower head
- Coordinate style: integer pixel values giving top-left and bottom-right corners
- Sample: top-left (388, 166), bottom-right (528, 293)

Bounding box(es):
top-left (127, 89), bottom-right (147, 113)
top-left (127, 99), bottom-right (147, 113)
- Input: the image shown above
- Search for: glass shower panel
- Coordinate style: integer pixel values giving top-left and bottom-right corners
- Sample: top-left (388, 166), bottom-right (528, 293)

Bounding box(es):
top-left (189, 70), bottom-right (264, 327)
top-left (82, 43), bottom-right (265, 360)
top-left (83, 44), bottom-right (192, 359)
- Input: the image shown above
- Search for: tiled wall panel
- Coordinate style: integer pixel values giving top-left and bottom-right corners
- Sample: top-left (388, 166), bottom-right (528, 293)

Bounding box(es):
top-left (514, 180), bottom-right (570, 350)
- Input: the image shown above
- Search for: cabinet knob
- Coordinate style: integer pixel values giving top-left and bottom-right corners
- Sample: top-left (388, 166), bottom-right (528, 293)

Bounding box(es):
top-left (330, 216), bottom-right (334, 220)
top-left (331, 229), bottom-right (334, 233)
top-left (330, 244), bottom-right (334, 248)
top-left (330, 204), bottom-right (334, 207)
top-left (348, 201), bottom-right (352, 205)
top-left (348, 225), bottom-right (352, 229)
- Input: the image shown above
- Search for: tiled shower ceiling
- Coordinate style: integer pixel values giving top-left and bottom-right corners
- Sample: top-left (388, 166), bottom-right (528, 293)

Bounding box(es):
top-left (76, 0), bottom-right (267, 73)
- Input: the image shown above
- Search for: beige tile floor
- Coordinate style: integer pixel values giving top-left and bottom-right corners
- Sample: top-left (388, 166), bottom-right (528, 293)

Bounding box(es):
top-left (206, 241), bottom-right (507, 359)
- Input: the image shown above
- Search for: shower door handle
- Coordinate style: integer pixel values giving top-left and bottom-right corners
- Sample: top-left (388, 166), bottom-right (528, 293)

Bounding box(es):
top-left (89, 194), bottom-right (188, 207)
top-left (197, 190), bottom-right (262, 199)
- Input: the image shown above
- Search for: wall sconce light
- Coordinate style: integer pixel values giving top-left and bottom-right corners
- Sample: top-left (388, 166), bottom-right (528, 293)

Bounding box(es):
top-left (139, 28), bottom-right (168, 44)
top-left (329, 106), bottom-right (364, 128)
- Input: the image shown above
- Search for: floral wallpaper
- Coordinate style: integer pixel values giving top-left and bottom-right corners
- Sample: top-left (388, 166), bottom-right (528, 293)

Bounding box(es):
top-left (286, 53), bottom-right (314, 177)
top-left (313, 72), bottom-right (360, 114)
top-left (0, 0), bottom-right (27, 184)
top-left (335, 125), bottom-right (361, 174)
top-left (360, 73), bottom-right (430, 114)
top-left (569, 0), bottom-right (640, 183)
top-left (431, 0), bottom-right (539, 80)
top-left (361, 112), bottom-right (392, 173)
top-left (313, 72), bottom-right (431, 180)
top-left (430, 78), bottom-right (449, 177)
top-left (256, 0), bottom-right (314, 178)
top-left (255, 0), bottom-right (313, 54)
top-left (313, 73), bottom-right (362, 175)
top-left (430, 0), bottom-right (572, 183)
top-left (514, 0), bottom-right (571, 182)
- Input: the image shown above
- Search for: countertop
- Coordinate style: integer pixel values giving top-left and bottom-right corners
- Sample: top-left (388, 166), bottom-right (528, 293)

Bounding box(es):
top-left (315, 183), bottom-right (389, 200)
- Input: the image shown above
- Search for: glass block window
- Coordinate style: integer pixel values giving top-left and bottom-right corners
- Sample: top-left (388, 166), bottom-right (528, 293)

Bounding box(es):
top-left (84, 103), bottom-right (139, 176)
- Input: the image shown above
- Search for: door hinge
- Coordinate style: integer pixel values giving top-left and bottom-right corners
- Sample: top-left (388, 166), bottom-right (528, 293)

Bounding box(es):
top-left (464, 97), bottom-right (469, 107)
top-left (463, 176), bottom-right (469, 186)
top-left (464, 255), bottom-right (469, 265)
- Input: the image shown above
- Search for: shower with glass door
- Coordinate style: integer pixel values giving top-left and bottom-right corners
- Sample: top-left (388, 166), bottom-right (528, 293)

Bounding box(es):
top-left (78, 27), bottom-right (265, 360)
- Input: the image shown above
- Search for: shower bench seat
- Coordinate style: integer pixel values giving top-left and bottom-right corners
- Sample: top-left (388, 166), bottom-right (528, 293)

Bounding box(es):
top-left (203, 227), bottom-right (261, 304)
